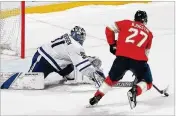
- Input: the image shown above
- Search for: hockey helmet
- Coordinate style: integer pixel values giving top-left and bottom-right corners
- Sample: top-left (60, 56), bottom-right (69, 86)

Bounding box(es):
top-left (70, 26), bottom-right (86, 45)
top-left (134, 10), bottom-right (148, 24)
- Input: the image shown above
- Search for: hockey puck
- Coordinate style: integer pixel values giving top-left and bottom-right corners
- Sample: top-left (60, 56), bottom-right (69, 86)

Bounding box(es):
top-left (164, 93), bottom-right (169, 97)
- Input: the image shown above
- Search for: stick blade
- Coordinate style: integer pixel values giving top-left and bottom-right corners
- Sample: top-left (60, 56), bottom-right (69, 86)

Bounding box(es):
top-left (163, 85), bottom-right (169, 97)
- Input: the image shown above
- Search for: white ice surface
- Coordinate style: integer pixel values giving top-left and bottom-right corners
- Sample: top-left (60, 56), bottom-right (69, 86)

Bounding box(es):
top-left (0, 2), bottom-right (175, 115)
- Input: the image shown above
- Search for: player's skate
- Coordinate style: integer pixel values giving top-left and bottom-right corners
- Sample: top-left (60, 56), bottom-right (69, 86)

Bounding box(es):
top-left (127, 87), bottom-right (137, 109)
top-left (89, 95), bottom-right (102, 106)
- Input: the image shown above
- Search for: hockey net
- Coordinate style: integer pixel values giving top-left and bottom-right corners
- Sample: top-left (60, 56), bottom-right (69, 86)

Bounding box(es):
top-left (0, 1), bottom-right (25, 58)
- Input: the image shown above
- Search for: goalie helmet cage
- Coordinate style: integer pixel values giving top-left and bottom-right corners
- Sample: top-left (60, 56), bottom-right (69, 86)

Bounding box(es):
top-left (0, 1), bottom-right (25, 59)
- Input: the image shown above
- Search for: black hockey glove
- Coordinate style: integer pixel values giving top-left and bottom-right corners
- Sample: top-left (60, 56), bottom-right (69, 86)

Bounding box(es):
top-left (110, 44), bottom-right (116, 55)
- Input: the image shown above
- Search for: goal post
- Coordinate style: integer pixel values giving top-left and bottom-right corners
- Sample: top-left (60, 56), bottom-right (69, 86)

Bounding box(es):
top-left (0, 1), bottom-right (25, 58)
top-left (21, 1), bottom-right (25, 59)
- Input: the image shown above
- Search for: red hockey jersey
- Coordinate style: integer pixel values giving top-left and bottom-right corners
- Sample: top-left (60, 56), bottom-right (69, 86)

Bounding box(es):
top-left (105, 20), bottom-right (153, 61)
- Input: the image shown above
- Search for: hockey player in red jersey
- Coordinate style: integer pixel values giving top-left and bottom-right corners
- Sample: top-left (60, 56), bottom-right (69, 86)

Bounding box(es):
top-left (89, 10), bottom-right (153, 109)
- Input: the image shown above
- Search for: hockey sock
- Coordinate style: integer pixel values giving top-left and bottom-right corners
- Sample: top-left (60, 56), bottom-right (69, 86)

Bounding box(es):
top-left (136, 81), bottom-right (152, 96)
top-left (94, 76), bottom-right (118, 97)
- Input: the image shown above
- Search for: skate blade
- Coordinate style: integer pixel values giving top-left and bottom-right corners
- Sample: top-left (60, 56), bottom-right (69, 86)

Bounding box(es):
top-left (127, 92), bottom-right (136, 109)
top-left (85, 103), bottom-right (98, 108)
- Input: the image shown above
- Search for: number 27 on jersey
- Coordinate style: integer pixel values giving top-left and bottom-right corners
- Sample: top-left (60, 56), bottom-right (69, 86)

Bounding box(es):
top-left (125, 28), bottom-right (148, 47)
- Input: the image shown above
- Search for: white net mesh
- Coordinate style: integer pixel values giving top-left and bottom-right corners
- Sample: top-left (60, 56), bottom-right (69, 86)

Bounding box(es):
top-left (0, 2), bottom-right (21, 56)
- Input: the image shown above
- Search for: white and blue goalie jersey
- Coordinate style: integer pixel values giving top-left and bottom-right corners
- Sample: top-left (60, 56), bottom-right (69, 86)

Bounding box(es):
top-left (37, 33), bottom-right (96, 77)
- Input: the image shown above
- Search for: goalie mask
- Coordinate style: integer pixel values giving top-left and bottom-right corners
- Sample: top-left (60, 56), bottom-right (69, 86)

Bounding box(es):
top-left (70, 26), bottom-right (86, 45)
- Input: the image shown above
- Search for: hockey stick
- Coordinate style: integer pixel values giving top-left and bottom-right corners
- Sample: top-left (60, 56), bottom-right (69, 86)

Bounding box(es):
top-left (95, 68), bottom-right (169, 97)
top-left (131, 74), bottom-right (169, 97)
top-left (114, 81), bottom-right (133, 87)
top-left (115, 82), bottom-right (169, 97)
top-left (114, 75), bottom-right (138, 87)
top-left (153, 84), bottom-right (169, 97)
top-left (114, 78), bottom-right (169, 97)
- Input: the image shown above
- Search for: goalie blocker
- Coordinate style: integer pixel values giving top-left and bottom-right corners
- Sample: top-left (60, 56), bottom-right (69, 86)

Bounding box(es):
top-left (0, 72), bottom-right (44, 89)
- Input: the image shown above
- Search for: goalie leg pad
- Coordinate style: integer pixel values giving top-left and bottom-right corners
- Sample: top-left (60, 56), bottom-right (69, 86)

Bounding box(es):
top-left (1, 72), bottom-right (44, 89)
